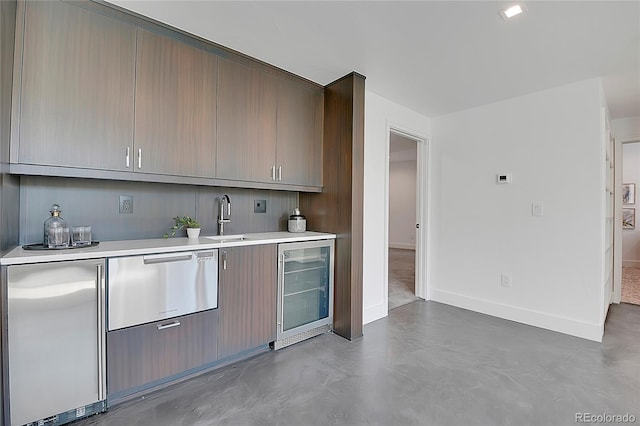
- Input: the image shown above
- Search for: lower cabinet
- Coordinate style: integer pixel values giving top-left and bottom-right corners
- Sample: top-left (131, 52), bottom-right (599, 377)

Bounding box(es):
top-left (106, 309), bottom-right (218, 396)
top-left (105, 244), bottom-right (277, 398)
top-left (218, 244), bottom-right (277, 358)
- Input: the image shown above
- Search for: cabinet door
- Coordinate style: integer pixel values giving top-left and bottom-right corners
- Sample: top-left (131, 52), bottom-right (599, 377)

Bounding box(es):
top-left (107, 309), bottom-right (218, 396)
top-left (216, 58), bottom-right (277, 183)
top-left (16, 0), bottom-right (136, 171)
top-left (218, 245), bottom-right (277, 358)
top-left (134, 29), bottom-right (217, 177)
top-left (251, 244), bottom-right (277, 346)
top-left (218, 247), bottom-right (252, 358)
top-left (276, 79), bottom-right (324, 187)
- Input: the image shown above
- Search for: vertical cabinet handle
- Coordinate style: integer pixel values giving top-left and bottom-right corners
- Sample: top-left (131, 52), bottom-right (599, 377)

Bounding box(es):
top-left (279, 253), bottom-right (285, 331)
top-left (278, 166), bottom-right (282, 181)
top-left (137, 148), bottom-right (142, 169)
top-left (125, 147), bottom-right (130, 168)
top-left (96, 263), bottom-right (105, 400)
top-left (271, 165), bottom-right (276, 181)
top-left (222, 250), bottom-right (227, 270)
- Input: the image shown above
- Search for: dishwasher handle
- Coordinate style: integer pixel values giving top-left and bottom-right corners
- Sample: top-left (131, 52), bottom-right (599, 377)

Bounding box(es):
top-left (157, 320), bottom-right (181, 330)
top-left (143, 252), bottom-right (193, 264)
top-left (195, 250), bottom-right (216, 261)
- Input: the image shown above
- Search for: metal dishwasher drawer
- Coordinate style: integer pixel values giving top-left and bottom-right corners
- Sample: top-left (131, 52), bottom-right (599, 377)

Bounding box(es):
top-left (108, 250), bottom-right (218, 330)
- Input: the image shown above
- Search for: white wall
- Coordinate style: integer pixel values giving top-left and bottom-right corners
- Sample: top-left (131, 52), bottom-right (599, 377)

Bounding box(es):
top-left (363, 91), bottom-right (431, 325)
top-left (389, 156), bottom-right (417, 249)
top-left (612, 116), bottom-right (640, 142)
top-left (430, 78), bottom-right (606, 341)
top-left (622, 142), bottom-right (640, 266)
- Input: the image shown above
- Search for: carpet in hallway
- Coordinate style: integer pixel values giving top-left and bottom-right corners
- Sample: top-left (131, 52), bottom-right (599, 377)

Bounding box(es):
top-left (622, 266), bottom-right (640, 305)
top-left (388, 248), bottom-right (420, 310)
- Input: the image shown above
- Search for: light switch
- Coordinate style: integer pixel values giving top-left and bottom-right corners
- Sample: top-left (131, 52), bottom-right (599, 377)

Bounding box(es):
top-left (532, 202), bottom-right (543, 217)
top-left (501, 273), bottom-right (512, 288)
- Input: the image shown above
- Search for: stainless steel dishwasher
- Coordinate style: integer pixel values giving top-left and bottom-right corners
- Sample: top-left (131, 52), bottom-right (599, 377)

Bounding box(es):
top-left (107, 250), bottom-right (218, 331)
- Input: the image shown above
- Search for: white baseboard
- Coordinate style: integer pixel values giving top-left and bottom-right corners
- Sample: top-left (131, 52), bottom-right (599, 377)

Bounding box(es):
top-left (430, 289), bottom-right (604, 342)
top-left (389, 243), bottom-right (415, 250)
top-left (363, 302), bottom-right (387, 325)
top-left (622, 260), bottom-right (640, 268)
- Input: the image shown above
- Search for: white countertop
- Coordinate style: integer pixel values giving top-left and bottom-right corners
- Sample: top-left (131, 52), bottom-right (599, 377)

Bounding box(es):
top-left (0, 231), bottom-right (336, 265)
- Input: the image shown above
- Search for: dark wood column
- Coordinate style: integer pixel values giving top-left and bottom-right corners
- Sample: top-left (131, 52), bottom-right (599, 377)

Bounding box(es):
top-left (300, 72), bottom-right (365, 340)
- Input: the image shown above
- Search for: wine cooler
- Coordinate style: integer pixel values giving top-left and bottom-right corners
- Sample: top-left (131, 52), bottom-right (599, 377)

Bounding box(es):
top-left (273, 239), bottom-right (334, 350)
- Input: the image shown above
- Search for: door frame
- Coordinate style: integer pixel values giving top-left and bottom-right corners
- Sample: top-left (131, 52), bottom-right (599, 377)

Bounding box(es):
top-left (384, 123), bottom-right (430, 314)
top-left (614, 137), bottom-right (640, 303)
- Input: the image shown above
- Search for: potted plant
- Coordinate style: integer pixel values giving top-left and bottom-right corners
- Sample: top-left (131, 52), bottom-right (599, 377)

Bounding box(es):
top-left (164, 216), bottom-right (202, 239)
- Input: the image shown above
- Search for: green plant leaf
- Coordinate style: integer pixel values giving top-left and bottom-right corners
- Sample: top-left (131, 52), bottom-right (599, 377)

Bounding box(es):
top-left (165, 215), bottom-right (201, 237)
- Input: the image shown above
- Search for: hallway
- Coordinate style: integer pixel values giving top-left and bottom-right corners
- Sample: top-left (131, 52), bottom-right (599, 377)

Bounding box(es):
top-left (76, 302), bottom-right (639, 426)
top-left (388, 248), bottom-right (420, 310)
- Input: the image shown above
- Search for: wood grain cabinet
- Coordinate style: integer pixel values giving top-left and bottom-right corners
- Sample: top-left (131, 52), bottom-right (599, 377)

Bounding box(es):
top-left (276, 79), bottom-right (324, 187)
top-left (218, 244), bottom-right (277, 358)
top-left (133, 28), bottom-right (218, 177)
top-left (107, 309), bottom-right (218, 397)
top-left (11, 0), bottom-right (322, 190)
top-left (216, 57), bottom-right (278, 183)
top-left (13, 0), bottom-right (136, 171)
top-left (216, 58), bottom-right (323, 188)
top-left (13, 2), bottom-right (218, 178)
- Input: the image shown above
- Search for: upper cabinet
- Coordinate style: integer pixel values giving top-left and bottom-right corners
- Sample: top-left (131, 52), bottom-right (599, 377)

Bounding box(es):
top-left (11, 0), bottom-right (323, 191)
top-left (217, 58), bottom-right (323, 187)
top-left (216, 58), bottom-right (278, 183)
top-left (14, 0), bottom-right (136, 171)
top-left (134, 29), bottom-right (217, 178)
top-left (276, 79), bottom-right (323, 187)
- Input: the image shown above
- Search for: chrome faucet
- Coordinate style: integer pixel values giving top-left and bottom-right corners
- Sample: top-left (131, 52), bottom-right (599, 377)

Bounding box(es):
top-left (218, 194), bottom-right (231, 235)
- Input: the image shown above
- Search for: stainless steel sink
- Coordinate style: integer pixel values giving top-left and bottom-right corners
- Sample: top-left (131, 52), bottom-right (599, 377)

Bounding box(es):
top-left (204, 234), bottom-right (247, 243)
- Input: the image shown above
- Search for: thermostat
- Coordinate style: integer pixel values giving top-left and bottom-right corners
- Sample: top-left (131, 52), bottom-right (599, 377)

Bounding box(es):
top-left (496, 173), bottom-right (512, 184)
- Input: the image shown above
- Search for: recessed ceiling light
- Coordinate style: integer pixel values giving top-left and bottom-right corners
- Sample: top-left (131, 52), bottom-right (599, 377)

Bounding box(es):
top-left (499, 4), bottom-right (526, 20)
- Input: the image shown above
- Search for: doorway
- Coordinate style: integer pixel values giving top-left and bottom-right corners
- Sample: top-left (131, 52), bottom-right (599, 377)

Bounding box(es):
top-left (619, 140), bottom-right (640, 305)
top-left (388, 131), bottom-right (421, 310)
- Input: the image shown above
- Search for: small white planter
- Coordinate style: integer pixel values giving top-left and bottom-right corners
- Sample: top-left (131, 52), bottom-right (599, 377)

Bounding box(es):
top-left (186, 228), bottom-right (201, 239)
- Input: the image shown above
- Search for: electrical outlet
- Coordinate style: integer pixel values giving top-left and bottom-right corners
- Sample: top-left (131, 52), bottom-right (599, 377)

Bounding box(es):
top-left (119, 195), bottom-right (133, 214)
top-left (254, 200), bottom-right (267, 213)
top-left (501, 273), bottom-right (512, 288)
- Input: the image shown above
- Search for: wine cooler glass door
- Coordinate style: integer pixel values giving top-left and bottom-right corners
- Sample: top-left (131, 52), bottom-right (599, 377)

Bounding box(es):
top-left (277, 240), bottom-right (334, 341)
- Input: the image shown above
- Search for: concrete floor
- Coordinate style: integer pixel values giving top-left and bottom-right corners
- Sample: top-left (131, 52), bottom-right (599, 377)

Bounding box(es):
top-left (388, 249), bottom-right (420, 310)
top-left (76, 301), bottom-right (640, 426)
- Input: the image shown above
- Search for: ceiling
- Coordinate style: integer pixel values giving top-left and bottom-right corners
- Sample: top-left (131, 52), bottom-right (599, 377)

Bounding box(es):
top-left (105, 1), bottom-right (640, 120)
